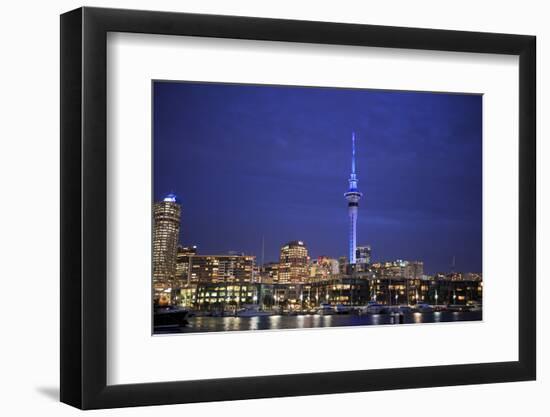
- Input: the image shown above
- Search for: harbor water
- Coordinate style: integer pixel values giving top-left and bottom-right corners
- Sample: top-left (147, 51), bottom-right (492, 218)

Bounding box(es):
top-left (156, 311), bottom-right (482, 334)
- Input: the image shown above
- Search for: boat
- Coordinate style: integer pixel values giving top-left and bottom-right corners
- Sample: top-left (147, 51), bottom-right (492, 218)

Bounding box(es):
top-left (153, 305), bottom-right (189, 330)
top-left (334, 304), bottom-right (352, 314)
top-left (467, 301), bottom-right (482, 312)
top-left (316, 302), bottom-right (335, 315)
top-left (397, 305), bottom-right (413, 314)
top-left (360, 301), bottom-right (385, 314)
top-left (447, 304), bottom-right (468, 312)
top-left (413, 303), bottom-right (434, 313)
top-left (236, 304), bottom-right (274, 317)
top-left (380, 305), bottom-right (400, 314)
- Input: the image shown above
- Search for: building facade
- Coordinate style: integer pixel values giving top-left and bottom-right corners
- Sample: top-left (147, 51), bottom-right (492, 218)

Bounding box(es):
top-left (180, 283), bottom-right (260, 311)
top-left (178, 254), bottom-right (256, 285)
top-left (355, 245), bottom-right (371, 272)
top-left (259, 262), bottom-right (280, 283)
top-left (152, 194), bottom-right (181, 294)
top-left (404, 261), bottom-right (424, 280)
top-left (309, 256), bottom-right (339, 282)
top-left (278, 240), bottom-right (309, 284)
top-left (177, 275), bottom-right (482, 311)
top-left (175, 245), bottom-right (197, 283)
top-left (338, 256), bottom-right (348, 274)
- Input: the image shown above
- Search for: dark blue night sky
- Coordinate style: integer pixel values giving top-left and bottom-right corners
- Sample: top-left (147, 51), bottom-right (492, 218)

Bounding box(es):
top-left (153, 81), bottom-right (482, 274)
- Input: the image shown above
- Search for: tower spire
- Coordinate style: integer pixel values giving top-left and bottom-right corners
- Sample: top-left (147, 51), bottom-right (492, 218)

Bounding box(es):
top-left (344, 132), bottom-right (363, 265)
top-left (351, 131), bottom-right (356, 176)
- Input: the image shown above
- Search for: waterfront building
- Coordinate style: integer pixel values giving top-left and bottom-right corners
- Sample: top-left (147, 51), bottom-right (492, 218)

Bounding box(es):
top-left (310, 278), bottom-right (371, 306)
top-left (177, 275), bottom-right (482, 311)
top-left (278, 240), bottom-right (309, 284)
top-left (177, 254), bottom-right (256, 284)
top-left (153, 194), bottom-right (181, 298)
top-left (344, 132), bottom-right (363, 264)
top-left (179, 282), bottom-right (260, 311)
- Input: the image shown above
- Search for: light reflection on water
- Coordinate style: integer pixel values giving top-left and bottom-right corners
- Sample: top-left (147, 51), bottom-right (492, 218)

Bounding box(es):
top-left (249, 316), bottom-right (259, 331)
top-left (176, 311), bottom-right (482, 334)
top-left (370, 314), bottom-right (382, 326)
top-left (322, 315), bottom-right (332, 327)
top-left (223, 317), bottom-right (242, 332)
top-left (312, 314), bottom-right (321, 327)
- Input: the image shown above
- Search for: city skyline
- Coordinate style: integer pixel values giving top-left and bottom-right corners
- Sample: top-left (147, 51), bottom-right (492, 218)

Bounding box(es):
top-left (153, 81), bottom-right (482, 274)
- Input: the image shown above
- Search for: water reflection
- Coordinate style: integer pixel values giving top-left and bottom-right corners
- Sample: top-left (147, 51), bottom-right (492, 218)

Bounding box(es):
top-left (172, 311), bottom-right (482, 334)
top-left (312, 314), bottom-right (321, 327)
top-left (249, 316), bottom-right (259, 331)
top-left (321, 315), bottom-right (332, 327)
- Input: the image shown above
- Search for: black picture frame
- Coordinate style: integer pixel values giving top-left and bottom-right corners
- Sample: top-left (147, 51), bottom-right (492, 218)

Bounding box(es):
top-left (60, 6), bottom-right (536, 410)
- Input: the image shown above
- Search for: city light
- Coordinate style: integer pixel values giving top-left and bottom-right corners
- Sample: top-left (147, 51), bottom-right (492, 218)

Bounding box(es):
top-left (152, 132), bottom-right (482, 333)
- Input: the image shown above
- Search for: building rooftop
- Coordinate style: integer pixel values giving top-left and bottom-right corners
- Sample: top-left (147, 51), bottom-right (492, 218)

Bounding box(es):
top-left (163, 193), bottom-right (177, 202)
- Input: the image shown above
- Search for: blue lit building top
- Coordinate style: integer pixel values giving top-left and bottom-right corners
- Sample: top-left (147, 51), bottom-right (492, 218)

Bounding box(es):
top-left (163, 193), bottom-right (177, 203)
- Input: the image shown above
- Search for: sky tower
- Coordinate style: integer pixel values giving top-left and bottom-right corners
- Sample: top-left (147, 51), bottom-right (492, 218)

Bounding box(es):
top-left (344, 132), bottom-right (363, 264)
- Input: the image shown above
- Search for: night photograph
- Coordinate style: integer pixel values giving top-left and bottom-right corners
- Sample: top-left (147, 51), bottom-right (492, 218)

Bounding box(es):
top-left (151, 80), bottom-right (483, 334)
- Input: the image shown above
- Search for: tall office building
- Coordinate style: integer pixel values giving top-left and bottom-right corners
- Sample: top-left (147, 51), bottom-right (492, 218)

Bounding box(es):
top-left (278, 240), bottom-right (309, 284)
top-left (344, 132), bottom-right (363, 264)
top-left (153, 193), bottom-right (181, 286)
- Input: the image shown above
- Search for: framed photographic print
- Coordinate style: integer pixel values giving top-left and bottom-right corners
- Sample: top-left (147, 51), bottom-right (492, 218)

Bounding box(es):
top-left (60, 6), bottom-right (536, 409)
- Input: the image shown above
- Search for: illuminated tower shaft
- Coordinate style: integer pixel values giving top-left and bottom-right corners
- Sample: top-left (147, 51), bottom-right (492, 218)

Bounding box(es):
top-left (344, 133), bottom-right (363, 264)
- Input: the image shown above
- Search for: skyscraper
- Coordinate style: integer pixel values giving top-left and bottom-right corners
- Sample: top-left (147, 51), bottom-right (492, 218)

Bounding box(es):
top-left (344, 132), bottom-right (363, 264)
top-left (153, 193), bottom-right (181, 287)
top-left (278, 240), bottom-right (309, 284)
